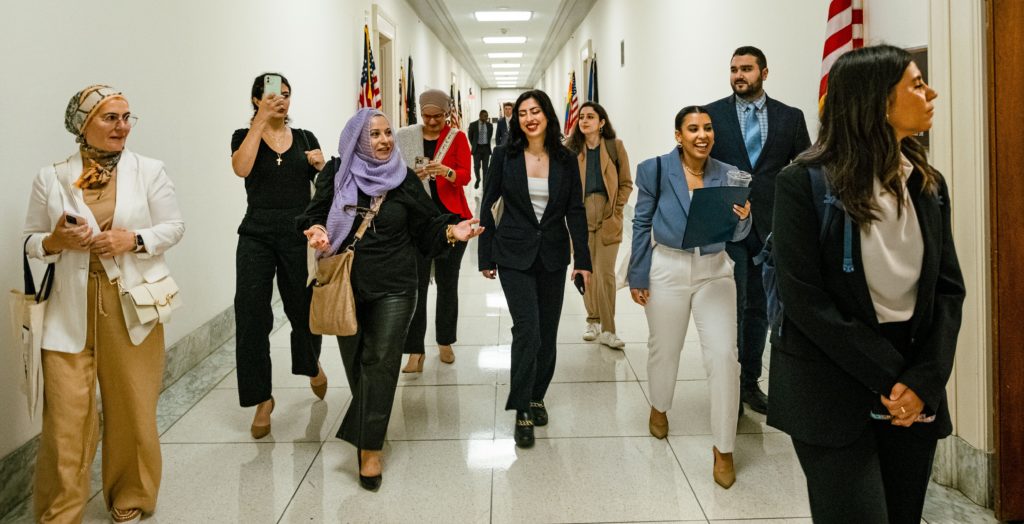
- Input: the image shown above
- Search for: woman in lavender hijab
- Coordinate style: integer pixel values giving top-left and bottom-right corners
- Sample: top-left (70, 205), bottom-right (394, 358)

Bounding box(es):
top-left (297, 109), bottom-right (482, 491)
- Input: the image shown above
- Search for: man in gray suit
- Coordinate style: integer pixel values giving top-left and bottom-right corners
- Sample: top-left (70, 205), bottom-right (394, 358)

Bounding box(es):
top-left (468, 110), bottom-right (494, 189)
top-left (495, 102), bottom-right (513, 147)
top-left (705, 46), bottom-right (811, 416)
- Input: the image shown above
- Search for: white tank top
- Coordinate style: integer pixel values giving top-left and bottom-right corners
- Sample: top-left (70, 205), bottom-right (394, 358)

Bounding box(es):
top-left (527, 177), bottom-right (549, 222)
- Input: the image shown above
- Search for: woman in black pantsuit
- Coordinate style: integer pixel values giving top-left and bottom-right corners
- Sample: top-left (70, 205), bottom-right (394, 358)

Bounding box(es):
top-left (230, 73), bottom-right (326, 439)
top-left (478, 90), bottom-right (591, 448)
top-left (768, 45), bottom-right (965, 523)
top-left (299, 108), bottom-right (481, 491)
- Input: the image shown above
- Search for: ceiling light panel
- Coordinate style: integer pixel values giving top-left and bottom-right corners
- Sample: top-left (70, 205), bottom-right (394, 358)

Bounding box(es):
top-left (488, 52), bottom-right (523, 59)
top-left (483, 36), bottom-right (527, 44)
top-left (491, 64), bottom-right (521, 69)
top-left (474, 11), bottom-right (532, 22)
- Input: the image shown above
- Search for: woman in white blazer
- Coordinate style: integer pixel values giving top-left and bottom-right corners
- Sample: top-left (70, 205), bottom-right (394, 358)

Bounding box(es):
top-left (23, 85), bottom-right (184, 524)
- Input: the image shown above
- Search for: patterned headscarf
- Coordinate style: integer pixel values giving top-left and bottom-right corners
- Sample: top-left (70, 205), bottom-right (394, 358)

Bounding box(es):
top-left (64, 85), bottom-right (126, 189)
top-left (324, 109), bottom-right (408, 255)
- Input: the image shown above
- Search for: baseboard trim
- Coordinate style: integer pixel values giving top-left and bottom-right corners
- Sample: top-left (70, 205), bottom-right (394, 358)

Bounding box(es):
top-left (932, 434), bottom-right (996, 508)
top-left (0, 303), bottom-right (243, 520)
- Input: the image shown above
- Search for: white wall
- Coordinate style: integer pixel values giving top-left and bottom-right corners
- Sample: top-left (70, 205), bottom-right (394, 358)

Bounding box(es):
top-left (538, 0), bottom-right (828, 176)
top-left (480, 89), bottom-right (524, 118)
top-left (0, 0), bottom-right (477, 459)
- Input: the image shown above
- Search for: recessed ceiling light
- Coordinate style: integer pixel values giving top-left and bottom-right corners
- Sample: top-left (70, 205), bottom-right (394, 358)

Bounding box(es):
top-left (491, 63), bottom-right (521, 69)
top-left (483, 36), bottom-right (527, 44)
top-left (475, 11), bottom-right (532, 22)
top-left (488, 52), bottom-right (523, 58)
top-left (493, 71), bottom-right (518, 75)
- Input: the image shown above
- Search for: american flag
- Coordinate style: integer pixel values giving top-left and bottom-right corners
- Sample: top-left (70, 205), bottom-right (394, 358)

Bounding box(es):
top-left (358, 25), bottom-right (382, 109)
top-left (448, 85), bottom-right (461, 129)
top-left (819, 0), bottom-right (863, 107)
top-left (563, 71), bottom-right (579, 136)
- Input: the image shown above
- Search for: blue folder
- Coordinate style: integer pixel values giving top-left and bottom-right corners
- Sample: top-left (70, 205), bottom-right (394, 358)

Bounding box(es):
top-left (680, 186), bottom-right (752, 249)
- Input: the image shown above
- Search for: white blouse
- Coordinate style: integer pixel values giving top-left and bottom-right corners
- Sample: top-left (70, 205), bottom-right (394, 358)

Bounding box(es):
top-left (527, 177), bottom-right (549, 223)
top-left (860, 154), bottom-right (924, 323)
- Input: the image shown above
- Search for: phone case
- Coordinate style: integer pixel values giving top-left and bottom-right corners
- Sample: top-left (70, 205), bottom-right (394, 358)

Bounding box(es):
top-left (264, 75), bottom-right (282, 97)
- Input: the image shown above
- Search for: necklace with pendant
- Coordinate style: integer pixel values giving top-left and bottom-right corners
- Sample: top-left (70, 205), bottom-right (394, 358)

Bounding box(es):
top-left (683, 163), bottom-right (704, 178)
top-left (266, 129), bottom-right (288, 166)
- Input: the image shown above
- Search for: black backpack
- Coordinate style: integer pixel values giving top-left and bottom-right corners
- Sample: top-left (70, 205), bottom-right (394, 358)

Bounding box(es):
top-left (754, 165), bottom-right (854, 337)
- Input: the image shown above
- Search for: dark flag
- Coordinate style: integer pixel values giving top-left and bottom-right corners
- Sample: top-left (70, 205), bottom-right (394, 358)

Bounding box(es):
top-left (406, 56), bottom-right (417, 124)
top-left (587, 55), bottom-right (599, 103)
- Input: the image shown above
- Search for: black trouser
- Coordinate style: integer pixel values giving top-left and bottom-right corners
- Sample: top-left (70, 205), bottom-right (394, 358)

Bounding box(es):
top-left (403, 241), bottom-right (467, 354)
top-left (498, 259), bottom-right (566, 411)
top-left (234, 208), bottom-right (323, 407)
top-left (337, 292), bottom-right (416, 450)
top-left (473, 150), bottom-right (491, 187)
top-left (726, 234), bottom-right (768, 385)
top-left (792, 424), bottom-right (938, 524)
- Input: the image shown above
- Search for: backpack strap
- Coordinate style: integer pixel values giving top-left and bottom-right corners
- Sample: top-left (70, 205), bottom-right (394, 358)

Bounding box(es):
top-left (604, 138), bottom-right (619, 168)
top-left (807, 165), bottom-right (854, 274)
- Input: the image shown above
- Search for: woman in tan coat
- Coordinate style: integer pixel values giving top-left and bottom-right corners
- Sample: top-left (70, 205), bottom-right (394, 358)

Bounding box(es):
top-left (565, 102), bottom-right (633, 348)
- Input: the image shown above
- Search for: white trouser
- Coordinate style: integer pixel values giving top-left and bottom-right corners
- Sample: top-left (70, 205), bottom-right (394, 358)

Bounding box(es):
top-left (645, 244), bottom-right (740, 453)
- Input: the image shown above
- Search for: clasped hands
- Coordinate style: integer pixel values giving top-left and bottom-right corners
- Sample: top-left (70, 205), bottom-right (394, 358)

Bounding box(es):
top-left (44, 213), bottom-right (135, 257)
top-left (880, 382), bottom-right (926, 427)
top-left (304, 218), bottom-right (484, 252)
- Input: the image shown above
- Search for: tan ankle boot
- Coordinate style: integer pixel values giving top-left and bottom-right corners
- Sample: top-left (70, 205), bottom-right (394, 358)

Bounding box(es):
top-left (713, 446), bottom-right (736, 489)
top-left (649, 407), bottom-right (668, 439)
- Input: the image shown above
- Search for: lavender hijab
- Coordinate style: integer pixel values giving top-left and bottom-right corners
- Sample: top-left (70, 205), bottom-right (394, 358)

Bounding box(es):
top-left (325, 108), bottom-right (408, 255)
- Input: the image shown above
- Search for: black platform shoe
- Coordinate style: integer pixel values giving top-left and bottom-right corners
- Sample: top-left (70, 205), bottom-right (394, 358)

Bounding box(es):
top-left (530, 401), bottom-right (548, 426)
top-left (514, 410), bottom-right (535, 448)
top-left (357, 449), bottom-right (382, 492)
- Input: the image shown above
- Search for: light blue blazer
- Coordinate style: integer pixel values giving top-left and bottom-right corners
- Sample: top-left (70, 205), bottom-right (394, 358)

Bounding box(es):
top-left (627, 148), bottom-right (751, 289)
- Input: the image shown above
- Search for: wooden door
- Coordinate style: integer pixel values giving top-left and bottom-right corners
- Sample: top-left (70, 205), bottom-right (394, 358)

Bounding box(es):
top-left (989, 0), bottom-right (1024, 520)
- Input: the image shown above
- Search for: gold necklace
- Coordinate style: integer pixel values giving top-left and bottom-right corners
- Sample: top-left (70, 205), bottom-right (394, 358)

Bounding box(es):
top-left (526, 149), bottom-right (546, 162)
top-left (265, 128), bottom-right (289, 166)
top-left (683, 163), bottom-right (704, 178)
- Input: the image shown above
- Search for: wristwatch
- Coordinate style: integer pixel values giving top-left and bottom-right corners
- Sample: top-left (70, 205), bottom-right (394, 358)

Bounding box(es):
top-left (135, 233), bottom-right (145, 253)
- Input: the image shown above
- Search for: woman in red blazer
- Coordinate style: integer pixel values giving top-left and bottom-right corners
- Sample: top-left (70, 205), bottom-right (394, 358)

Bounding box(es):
top-left (395, 89), bottom-right (473, 372)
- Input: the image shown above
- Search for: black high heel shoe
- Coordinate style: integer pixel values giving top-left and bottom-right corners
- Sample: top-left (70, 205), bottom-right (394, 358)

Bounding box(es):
top-left (357, 449), bottom-right (382, 492)
top-left (514, 410), bottom-right (535, 448)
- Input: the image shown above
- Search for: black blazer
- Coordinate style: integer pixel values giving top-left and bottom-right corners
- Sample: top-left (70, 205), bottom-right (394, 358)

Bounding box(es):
top-left (767, 163), bottom-right (965, 447)
top-left (478, 145), bottom-right (591, 272)
top-left (705, 94), bottom-right (811, 243)
top-left (495, 118), bottom-right (509, 146)
top-left (468, 121), bottom-right (494, 154)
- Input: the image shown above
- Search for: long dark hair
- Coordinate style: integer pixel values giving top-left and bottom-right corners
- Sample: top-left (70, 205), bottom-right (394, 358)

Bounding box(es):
top-left (566, 102), bottom-right (617, 154)
top-left (796, 45), bottom-right (938, 226)
top-left (249, 72), bottom-right (291, 119)
top-left (507, 90), bottom-right (571, 160)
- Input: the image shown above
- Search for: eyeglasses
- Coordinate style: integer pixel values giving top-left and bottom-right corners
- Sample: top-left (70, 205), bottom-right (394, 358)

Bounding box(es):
top-left (98, 113), bottom-right (138, 127)
top-left (421, 112), bottom-right (446, 122)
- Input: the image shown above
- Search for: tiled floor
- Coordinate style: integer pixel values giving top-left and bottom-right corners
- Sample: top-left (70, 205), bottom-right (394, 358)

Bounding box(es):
top-left (1, 192), bottom-right (1002, 523)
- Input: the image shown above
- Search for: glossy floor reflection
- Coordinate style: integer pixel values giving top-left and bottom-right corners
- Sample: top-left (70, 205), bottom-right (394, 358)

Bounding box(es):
top-left (1, 189), bottom-right (996, 523)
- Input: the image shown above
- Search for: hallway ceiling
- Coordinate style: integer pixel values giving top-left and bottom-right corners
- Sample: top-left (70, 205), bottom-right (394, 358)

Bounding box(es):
top-left (406, 0), bottom-right (597, 89)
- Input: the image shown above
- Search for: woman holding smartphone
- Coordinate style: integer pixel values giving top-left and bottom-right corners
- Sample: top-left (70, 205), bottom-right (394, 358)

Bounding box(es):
top-left (25, 84), bottom-right (184, 523)
top-left (394, 89), bottom-right (473, 372)
top-left (769, 45), bottom-right (964, 523)
top-left (478, 89), bottom-right (591, 448)
top-left (230, 73), bottom-right (327, 439)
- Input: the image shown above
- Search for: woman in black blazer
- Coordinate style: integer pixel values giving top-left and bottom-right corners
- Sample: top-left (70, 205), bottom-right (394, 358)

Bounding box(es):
top-left (770, 45), bottom-right (965, 523)
top-left (478, 90), bottom-right (592, 448)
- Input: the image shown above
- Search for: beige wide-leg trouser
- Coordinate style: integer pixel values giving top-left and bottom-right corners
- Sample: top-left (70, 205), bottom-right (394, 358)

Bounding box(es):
top-left (34, 258), bottom-right (164, 523)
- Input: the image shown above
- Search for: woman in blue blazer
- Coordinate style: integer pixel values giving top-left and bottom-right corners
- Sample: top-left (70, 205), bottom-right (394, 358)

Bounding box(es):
top-left (628, 106), bottom-right (750, 488)
top-left (770, 45), bottom-right (964, 524)
top-left (478, 90), bottom-right (591, 448)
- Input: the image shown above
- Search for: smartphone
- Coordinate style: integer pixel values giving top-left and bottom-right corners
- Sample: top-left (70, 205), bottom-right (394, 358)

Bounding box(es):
top-left (414, 156), bottom-right (429, 170)
top-left (869, 409), bottom-right (936, 423)
top-left (65, 214), bottom-right (80, 225)
top-left (573, 273), bottom-right (586, 295)
top-left (264, 74), bottom-right (282, 97)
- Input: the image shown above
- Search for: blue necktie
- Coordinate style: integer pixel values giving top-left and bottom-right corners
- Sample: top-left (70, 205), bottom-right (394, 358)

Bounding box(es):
top-left (744, 105), bottom-right (762, 168)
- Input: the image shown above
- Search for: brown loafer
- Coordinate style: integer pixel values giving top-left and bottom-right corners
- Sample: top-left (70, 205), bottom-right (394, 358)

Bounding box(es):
top-left (649, 407), bottom-right (668, 439)
top-left (713, 446), bottom-right (736, 489)
top-left (250, 396), bottom-right (275, 439)
top-left (310, 364), bottom-right (328, 400)
top-left (110, 507), bottom-right (142, 523)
